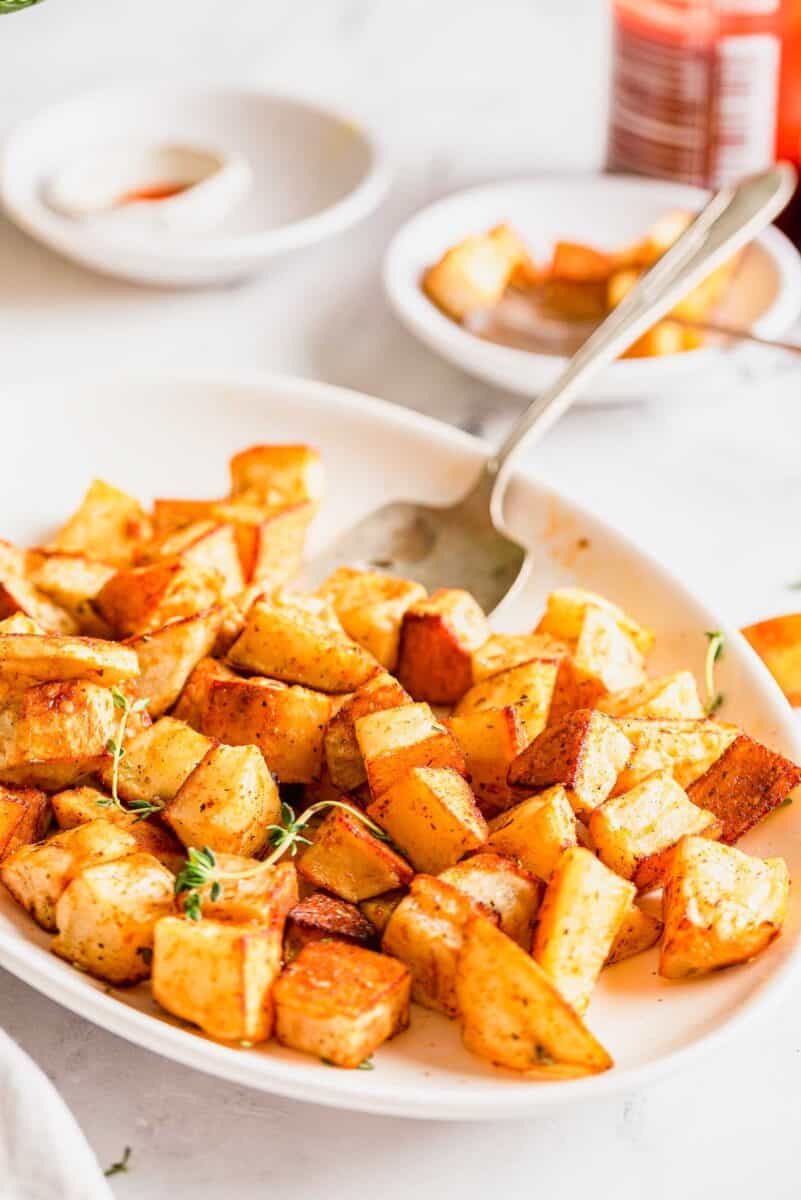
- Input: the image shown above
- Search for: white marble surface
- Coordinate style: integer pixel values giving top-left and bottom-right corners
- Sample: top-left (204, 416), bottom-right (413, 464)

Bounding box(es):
top-left (3, 1), bottom-right (801, 1196)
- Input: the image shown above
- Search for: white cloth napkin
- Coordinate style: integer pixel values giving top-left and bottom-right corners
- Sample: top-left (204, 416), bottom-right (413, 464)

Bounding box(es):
top-left (0, 1027), bottom-right (111, 1200)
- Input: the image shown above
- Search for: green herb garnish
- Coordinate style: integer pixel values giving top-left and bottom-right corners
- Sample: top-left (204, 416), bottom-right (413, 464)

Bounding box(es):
top-left (704, 631), bottom-right (725, 716)
top-left (97, 688), bottom-right (159, 819)
top-left (104, 1147), bottom-right (131, 1177)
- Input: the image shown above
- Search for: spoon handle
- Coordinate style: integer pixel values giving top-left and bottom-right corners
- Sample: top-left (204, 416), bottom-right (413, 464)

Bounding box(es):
top-left (482, 163), bottom-right (797, 528)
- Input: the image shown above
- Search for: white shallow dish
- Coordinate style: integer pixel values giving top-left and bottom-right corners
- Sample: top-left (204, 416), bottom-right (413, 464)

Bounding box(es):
top-left (1, 370), bottom-right (800, 1120)
top-left (384, 174), bottom-right (801, 404)
top-left (0, 85), bottom-right (390, 286)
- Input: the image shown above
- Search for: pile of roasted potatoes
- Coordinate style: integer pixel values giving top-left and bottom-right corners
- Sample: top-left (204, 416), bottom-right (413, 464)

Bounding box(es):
top-left (0, 444), bottom-right (797, 1078)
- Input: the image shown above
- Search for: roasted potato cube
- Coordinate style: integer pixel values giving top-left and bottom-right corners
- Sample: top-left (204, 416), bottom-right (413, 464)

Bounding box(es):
top-left (660, 837), bottom-right (789, 979)
top-left (0, 819), bottom-right (137, 930)
top-left (742, 613), bottom-right (801, 704)
top-left (622, 320), bottom-right (686, 359)
top-left (46, 479), bottom-right (151, 567)
top-left (0, 680), bottom-right (118, 790)
top-left (597, 670), bottom-right (704, 719)
top-left (367, 767), bottom-right (487, 874)
top-left (536, 588), bottom-right (654, 655)
top-left (440, 852), bottom-right (541, 948)
top-left (396, 588), bottom-right (490, 704)
top-left (355, 702), bottom-right (466, 800)
top-left (487, 785), bottom-right (577, 880)
top-left (274, 940), bottom-right (410, 1067)
top-left (151, 497), bottom-right (220, 535)
top-left (0, 613), bottom-right (45, 636)
top-left (509, 709), bottom-right (632, 817)
top-left (323, 671), bottom-right (410, 792)
top-left (423, 232), bottom-right (523, 321)
top-left (140, 520), bottom-right (244, 598)
top-left (153, 916), bottom-right (283, 1042)
top-left (0, 575), bottom-right (77, 634)
top-left (50, 785), bottom-right (184, 873)
top-left (216, 499), bottom-right (313, 587)
top-left (533, 847), bottom-right (635, 1013)
top-left (448, 705), bottom-right (527, 816)
top-left (95, 559), bottom-right (223, 638)
top-left (542, 277), bottom-right (609, 320)
top-left (572, 605), bottom-right (646, 692)
top-left (298, 807), bottom-right (413, 901)
top-left (164, 743), bottom-right (280, 857)
top-left (28, 554), bottom-right (116, 635)
top-left (686, 733), bottom-right (801, 844)
top-left (359, 888), bottom-right (406, 936)
top-left (172, 656), bottom-right (237, 728)
top-left (589, 769), bottom-right (721, 892)
top-left (193, 858), bottom-right (299, 928)
top-left (456, 915), bottom-right (613, 1077)
top-left (202, 676), bottom-right (331, 784)
top-left (454, 659), bottom-right (561, 744)
top-left (0, 633), bottom-right (138, 687)
top-left (606, 900), bottom-right (663, 965)
top-left (317, 567), bottom-right (426, 671)
top-left (0, 785), bottom-right (50, 861)
top-left (101, 716), bottom-right (213, 806)
top-left (285, 892), bottom-right (377, 957)
top-left (470, 632), bottom-right (569, 683)
top-left (229, 444), bottom-right (324, 506)
top-left (228, 598), bottom-right (378, 694)
top-left (550, 239), bottom-right (614, 282)
top-left (52, 851), bottom-right (174, 984)
top-left (614, 718), bottom-right (737, 794)
top-left (381, 874), bottom-right (486, 1015)
top-left (126, 609), bottom-right (223, 718)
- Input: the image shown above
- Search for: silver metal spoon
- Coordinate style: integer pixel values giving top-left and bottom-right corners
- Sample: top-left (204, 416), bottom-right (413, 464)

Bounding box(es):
top-left (306, 164), bottom-right (797, 612)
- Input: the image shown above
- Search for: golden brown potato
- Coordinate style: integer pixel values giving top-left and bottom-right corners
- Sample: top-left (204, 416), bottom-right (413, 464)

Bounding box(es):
top-left (0, 575), bottom-right (77, 634)
top-left (139, 520), bottom-right (244, 598)
top-left (470, 632), bottom-right (568, 683)
top-left (533, 847), bottom-right (635, 1014)
top-left (589, 769), bottom-right (721, 892)
top-left (274, 940), bottom-right (410, 1067)
top-left (614, 718), bottom-right (737, 794)
top-left (285, 892), bottom-right (377, 957)
top-left (597, 670), bottom-right (704, 719)
top-left (0, 819), bottom-right (137, 930)
top-left (215, 499), bottom-right (314, 588)
top-left (323, 671), bottom-right (410, 792)
top-left (439, 853), bottom-right (542, 948)
top-left (454, 658), bottom-right (561, 744)
top-left (297, 807), bottom-right (414, 902)
top-left (126, 609), bottom-right (223, 718)
top-left (686, 733), bottom-right (801, 844)
top-left (95, 559), bottom-right (224, 638)
top-left (509, 709), bottom-right (632, 817)
top-left (487, 786), bottom-right (577, 881)
top-left (354, 702), bottom-right (466, 800)
top-left (622, 321), bottom-right (687, 359)
top-left (358, 889), bottom-right (406, 936)
top-left (164, 743), bottom-right (280, 856)
top-left (536, 588), bottom-right (654, 656)
top-left (0, 784), bottom-right (50, 861)
top-left (28, 554), bottom-right (116, 635)
top-left (606, 900), bottom-right (663, 965)
top-left (0, 633), bottom-right (139, 687)
top-left (423, 230), bottom-right (527, 321)
top-left (151, 498), bottom-right (220, 535)
top-left (172, 656), bottom-right (238, 729)
top-left (201, 676), bottom-right (332, 784)
top-left (196, 859), bottom-right (299, 927)
top-left (52, 852), bottom-right (175, 984)
top-left (396, 588), bottom-right (490, 704)
top-left (0, 613), bottom-right (45, 636)
top-left (229, 444), bottom-right (324, 506)
top-left (45, 479), bottom-right (151, 567)
top-left (742, 613), bottom-right (801, 705)
top-left (660, 837), bottom-right (789, 979)
top-left (317, 568), bottom-right (426, 672)
top-left (448, 705), bottom-right (527, 817)
top-left (367, 767), bottom-right (487, 874)
top-left (456, 915), bottom-right (613, 1077)
top-left (50, 785), bottom-right (184, 874)
top-left (572, 604), bottom-right (646, 692)
top-left (100, 716), bottom-right (213, 807)
top-left (0, 680), bottom-right (118, 790)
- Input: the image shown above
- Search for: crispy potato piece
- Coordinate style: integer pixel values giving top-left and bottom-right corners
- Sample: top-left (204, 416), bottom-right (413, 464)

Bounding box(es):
top-left (285, 892), bottom-right (377, 957)
top-left (0, 613), bottom-right (45, 636)
top-left (274, 940), bottom-right (410, 1067)
top-left (573, 605), bottom-right (646, 691)
top-left (46, 479), bottom-right (151, 567)
top-left (28, 554), bottom-right (116, 635)
top-left (172, 656), bottom-right (238, 728)
top-left (597, 670), bottom-right (704, 719)
top-left (367, 767), bottom-right (487, 874)
top-left (359, 888), bottom-right (406, 936)
top-left (195, 859), bottom-right (299, 927)
top-left (551, 240), bottom-right (614, 282)
top-left (202, 676), bottom-right (331, 784)
top-left (355, 702), bottom-right (466, 800)
top-left (228, 598), bottom-right (378, 694)
top-left (440, 853), bottom-right (542, 948)
top-left (454, 659), bottom-right (560, 744)
top-left (742, 613), bottom-right (801, 705)
top-left (471, 632), bottom-right (569, 683)
top-left (317, 567), bottom-right (426, 671)
top-left (456, 915), bottom-right (613, 1077)
top-left (622, 321), bottom-right (686, 359)
top-left (490, 224), bottom-right (540, 289)
top-left (95, 559), bottom-right (223, 638)
top-left (140, 520), bottom-right (245, 598)
top-left (542, 278), bottom-right (609, 320)
top-left (100, 716), bottom-right (213, 806)
top-left (50, 785), bottom-right (184, 873)
top-left (228, 500), bottom-right (314, 587)
top-left (423, 230), bottom-right (525, 321)
top-left (589, 769), bottom-right (721, 892)
top-left (660, 837), bottom-right (789, 979)
top-left (52, 852), bottom-right (174, 984)
top-left (0, 785), bottom-right (50, 861)
top-left (536, 588), bottom-right (654, 655)
top-left (323, 671), bottom-right (410, 792)
top-left (0, 680), bottom-right (118, 790)
top-left (151, 498), bottom-right (220, 535)
top-left (686, 733), bottom-right (801, 844)
top-left (533, 847), bottom-right (635, 1014)
top-left (487, 786), bottom-right (577, 880)
top-left (0, 819), bottom-right (137, 930)
top-left (448, 705), bottom-right (527, 816)
top-left (614, 718), bottom-right (737, 794)
top-left (126, 608), bottom-right (222, 718)
top-left (0, 634), bottom-right (138, 687)
top-left (229, 444), bottom-right (324, 506)
top-left (298, 807), bottom-right (413, 902)
top-left (381, 874), bottom-right (487, 1015)
top-left (0, 575), bottom-right (77, 634)
top-left (164, 743), bottom-right (280, 857)
top-left (153, 916), bottom-right (283, 1043)
top-left (396, 589), bottom-right (490, 704)
top-left (606, 900), bottom-right (663, 965)
top-left (509, 709), bottom-right (632, 817)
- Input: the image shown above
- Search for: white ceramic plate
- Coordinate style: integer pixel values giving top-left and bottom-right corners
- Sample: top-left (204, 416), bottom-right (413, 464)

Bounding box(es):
top-left (0, 86), bottom-right (390, 286)
top-left (384, 174), bottom-right (801, 404)
top-left (1, 371), bottom-right (800, 1120)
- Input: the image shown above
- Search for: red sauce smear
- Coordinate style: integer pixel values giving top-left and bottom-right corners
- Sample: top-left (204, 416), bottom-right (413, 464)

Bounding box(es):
top-left (115, 182), bottom-right (189, 206)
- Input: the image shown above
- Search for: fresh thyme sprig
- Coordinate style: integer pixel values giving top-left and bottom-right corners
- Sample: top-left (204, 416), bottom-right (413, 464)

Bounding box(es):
top-left (104, 1146), bottom-right (132, 1177)
top-left (704, 631), bottom-right (725, 716)
top-left (97, 687), bottom-right (160, 820)
top-left (174, 800), bottom-right (390, 920)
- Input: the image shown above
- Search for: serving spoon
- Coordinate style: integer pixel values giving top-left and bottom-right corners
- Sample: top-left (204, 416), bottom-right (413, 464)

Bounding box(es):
top-left (307, 165), bottom-right (797, 612)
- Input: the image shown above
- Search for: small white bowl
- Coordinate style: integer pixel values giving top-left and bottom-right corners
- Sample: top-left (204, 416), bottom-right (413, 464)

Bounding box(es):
top-left (384, 174), bottom-right (801, 404)
top-left (1, 85), bottom-right (390, 287)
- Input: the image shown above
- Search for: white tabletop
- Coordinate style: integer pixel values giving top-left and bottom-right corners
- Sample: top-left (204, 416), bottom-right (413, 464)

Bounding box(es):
top-left (3, 1), bottom-right (801, 1196)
